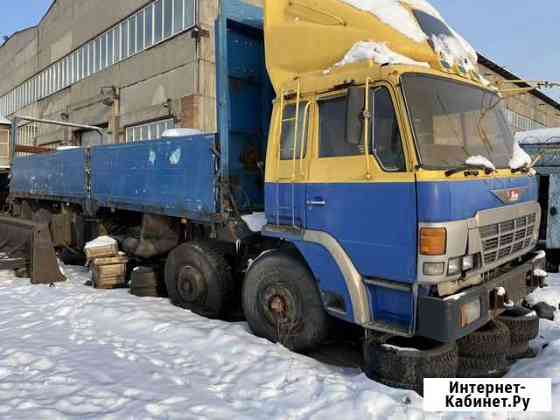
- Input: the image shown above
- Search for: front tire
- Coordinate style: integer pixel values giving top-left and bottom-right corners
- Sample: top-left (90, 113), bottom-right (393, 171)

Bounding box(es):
top-left (165, 241), bottom-right (233, 318)
top-left (242, 250), bottom-right (329, 353)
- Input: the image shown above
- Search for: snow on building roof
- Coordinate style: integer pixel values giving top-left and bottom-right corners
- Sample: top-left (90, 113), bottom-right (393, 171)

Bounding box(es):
top-left (0, 116), bottom-right (10, 126)
top-left (516, 128), bottom-right (560, 145)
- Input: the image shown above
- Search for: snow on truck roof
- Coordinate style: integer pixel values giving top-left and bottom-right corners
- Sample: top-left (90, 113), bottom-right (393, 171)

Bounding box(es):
top-left (337, 0), bottom-right (478, 75)
top-left (516, 128), bottom-right (560, 145)
top-left (0, 116), bottom-right (10, 126)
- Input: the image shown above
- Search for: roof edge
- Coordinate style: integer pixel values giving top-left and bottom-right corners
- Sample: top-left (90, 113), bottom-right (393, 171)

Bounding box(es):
top-left (478, 53), bottom-right (560, 112)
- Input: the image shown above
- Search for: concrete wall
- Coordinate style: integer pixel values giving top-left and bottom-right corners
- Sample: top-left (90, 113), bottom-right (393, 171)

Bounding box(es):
top-left (0, 0), bottom-right (269, 146)
top-left (0, 0), bottom-right (221, 146)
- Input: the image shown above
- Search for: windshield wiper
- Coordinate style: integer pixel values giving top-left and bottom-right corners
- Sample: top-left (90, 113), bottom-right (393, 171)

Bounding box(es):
top-left (445, 165), bottom-right (496, 177)
top-left (511, 166), bottom-right (530, 174)
top-left (511, 154), bottom-right (543, 174)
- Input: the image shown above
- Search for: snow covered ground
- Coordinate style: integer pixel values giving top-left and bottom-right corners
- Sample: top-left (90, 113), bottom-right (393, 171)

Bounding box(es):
top-left (0, 266), bottom-right (559, 419)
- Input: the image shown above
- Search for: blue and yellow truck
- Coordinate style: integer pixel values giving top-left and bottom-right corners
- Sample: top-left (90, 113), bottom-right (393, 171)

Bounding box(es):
top-left (1, 0), bottom-right (547, 387)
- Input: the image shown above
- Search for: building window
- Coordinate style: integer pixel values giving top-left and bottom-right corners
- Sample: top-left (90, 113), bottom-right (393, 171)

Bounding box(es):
top-left (505, 108), bottom-right (545, 131)
top-left (129, 15), bottom-right (137, 57)
top-left (154, 0), bottom-right (163, 43)
top-left (137, 10), bottom-right (145, 52)
top-left (174, 0), bottom-right (183, 34)
top-left (113, 27), bottom-right (120, 63)
top-left (121, 20), bottom-right (129, 60)
top-left (0, 0), bottom-right (198, 118)
top-left (164, 0), bottom-right (173, 39)
top-left (126, 118), bottom-right (175, 143)
top-left (145, 5), bottom-right (154, 48)
top-left (107, 31), bottom-right (114, 66)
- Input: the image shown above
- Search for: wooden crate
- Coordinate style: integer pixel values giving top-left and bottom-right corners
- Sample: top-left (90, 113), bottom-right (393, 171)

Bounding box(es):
top-left (94, 263), bottom-right (127, 278)
top-left (93, 255), bottom-right (129, 266)
top-left (93, 273), bottom-right (126, 289)
top-left (85, 236), bottom-right (119, 259)
top-left (85, 243), bottom-right (119, 259)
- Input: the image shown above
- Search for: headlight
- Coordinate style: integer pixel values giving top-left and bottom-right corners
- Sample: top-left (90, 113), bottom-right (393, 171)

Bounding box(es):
top-left (448, 258), bottom-right (462, 275)
top-left (462, 255), bottom-right (474, 271)
top-left (424, 262), bottom-right (445, 276)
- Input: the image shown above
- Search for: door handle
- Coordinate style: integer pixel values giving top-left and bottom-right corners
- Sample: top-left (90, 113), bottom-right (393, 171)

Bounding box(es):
top-left (306, 199), bottom-right (326, 207)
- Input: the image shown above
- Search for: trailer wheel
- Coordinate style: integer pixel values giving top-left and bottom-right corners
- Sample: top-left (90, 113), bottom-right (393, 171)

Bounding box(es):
top-left (242, 250), bottom-right (328, 353)
top-left (363, 335), bottom-right (458, 395)
top-left (165, 241), bottom-right (233, 318)
top-left (457, 320), bottom-right (510, 357)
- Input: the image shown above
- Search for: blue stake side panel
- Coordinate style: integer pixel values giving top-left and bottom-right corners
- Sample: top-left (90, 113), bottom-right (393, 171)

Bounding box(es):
top-left (10, 148), bottom-right (87, 203)
top-left (91, 135), bottom-right (219, 221)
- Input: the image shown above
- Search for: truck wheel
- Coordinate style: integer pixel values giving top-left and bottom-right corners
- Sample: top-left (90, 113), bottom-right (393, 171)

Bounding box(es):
top-left (363, 335), bottom-right (458, 395)
top-left (165, 241), bottom-right (233, 318)
top-left (242, 250), bottom-right (329, 353)
top-left (498, 306), bottom-right (539, 360)
top-left (457, 320), bottom-right (510, 357)
top-left (458, 355), bottom-right (509, 378)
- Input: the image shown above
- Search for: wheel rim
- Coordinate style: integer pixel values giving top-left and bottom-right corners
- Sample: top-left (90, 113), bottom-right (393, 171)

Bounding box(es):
top-left (177, 265), bottom-right (206, 303)
top-left (259, 284), bottom-right (301, 330)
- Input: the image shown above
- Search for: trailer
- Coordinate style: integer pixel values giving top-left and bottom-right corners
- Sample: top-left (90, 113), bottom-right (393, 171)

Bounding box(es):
top-left (1, 0), bottom-right (548, 392)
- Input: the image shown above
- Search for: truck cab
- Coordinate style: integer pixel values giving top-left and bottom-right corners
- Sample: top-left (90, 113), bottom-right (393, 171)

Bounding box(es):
top-left (257, 0), bottom-right (544, 343)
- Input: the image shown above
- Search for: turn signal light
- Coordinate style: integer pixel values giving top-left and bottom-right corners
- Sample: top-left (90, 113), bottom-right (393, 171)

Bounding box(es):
top-left (420, 228), bottom-right (447, 256)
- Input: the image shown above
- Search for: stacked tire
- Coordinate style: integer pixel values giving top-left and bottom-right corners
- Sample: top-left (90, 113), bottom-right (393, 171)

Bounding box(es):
top-left (498, 306), bottom-right (540, 360)
top-left (363, 335), bottom-right (458, 395)
top-left (457, 320), bottom-right (510, 378)
top-left (130, 266), bottom-right (160, 297)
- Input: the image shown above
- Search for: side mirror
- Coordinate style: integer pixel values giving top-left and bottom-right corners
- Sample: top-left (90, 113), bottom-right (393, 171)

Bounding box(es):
top-left (346, 86), bottom-right (365, 145)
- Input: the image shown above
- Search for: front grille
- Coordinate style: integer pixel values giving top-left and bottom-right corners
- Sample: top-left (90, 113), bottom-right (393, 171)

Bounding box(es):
top-left (479, 213), bottom-right (536, 265)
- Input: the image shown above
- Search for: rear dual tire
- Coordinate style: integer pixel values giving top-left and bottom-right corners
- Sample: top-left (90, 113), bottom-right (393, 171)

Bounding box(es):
top-left (165, 241), bottom-right (233, 318)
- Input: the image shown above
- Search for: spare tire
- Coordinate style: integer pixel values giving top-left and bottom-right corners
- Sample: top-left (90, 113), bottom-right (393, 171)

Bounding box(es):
top-left (457, 320), bottom-right (510, 357)
top-left (499, 306), bottom-right (539, 342)
top-left (363, 335), bottom-right (458, 395)
top-left (458, 355), bottom-right (509, 378)
top-left (498, 306), bottom-right (539, 360)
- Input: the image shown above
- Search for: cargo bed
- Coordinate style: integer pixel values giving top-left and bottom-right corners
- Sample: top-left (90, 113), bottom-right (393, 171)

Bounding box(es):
top-left (10, 134), bottom-right (220, 223)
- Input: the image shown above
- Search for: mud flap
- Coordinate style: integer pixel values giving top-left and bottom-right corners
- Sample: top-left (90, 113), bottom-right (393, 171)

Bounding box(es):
top-left (0, 216), bottom-right (66, 284)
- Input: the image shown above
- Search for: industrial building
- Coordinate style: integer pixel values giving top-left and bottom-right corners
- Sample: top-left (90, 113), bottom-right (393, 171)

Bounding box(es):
top-left (0, 0), bottom-right (558, 155)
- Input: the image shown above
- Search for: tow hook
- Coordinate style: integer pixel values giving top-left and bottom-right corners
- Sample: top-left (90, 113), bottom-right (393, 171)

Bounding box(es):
top-left (490, 287), bottom-right (514, 310)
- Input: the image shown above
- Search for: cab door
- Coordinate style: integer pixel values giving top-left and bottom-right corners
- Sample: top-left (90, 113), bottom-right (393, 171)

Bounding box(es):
top-left (267, 94), bottom-right (312, 228)
top-left (306, 85), bottom-right (417, 283)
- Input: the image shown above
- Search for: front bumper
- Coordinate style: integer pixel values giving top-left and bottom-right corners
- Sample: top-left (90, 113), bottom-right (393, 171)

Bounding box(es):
top-left (416, 252), bottom-right (545, 343)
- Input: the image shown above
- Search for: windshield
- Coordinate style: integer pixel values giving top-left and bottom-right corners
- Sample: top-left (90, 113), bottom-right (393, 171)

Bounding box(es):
top-left (402, 74), bottom-right (514, 169)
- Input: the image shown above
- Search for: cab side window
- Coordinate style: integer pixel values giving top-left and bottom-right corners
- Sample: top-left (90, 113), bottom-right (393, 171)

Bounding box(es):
top-left (373, 88), bottom-right (406, 172)
top-left (317, 88), bottom-right (406, 172)
top-left (319, 96), bottom-right (362, 158)
top-left (280, 103), bottom-right (308, 161)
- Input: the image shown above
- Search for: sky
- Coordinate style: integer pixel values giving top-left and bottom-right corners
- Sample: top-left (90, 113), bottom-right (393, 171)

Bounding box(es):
top-left (0, 1), bottom-right (559, 100)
